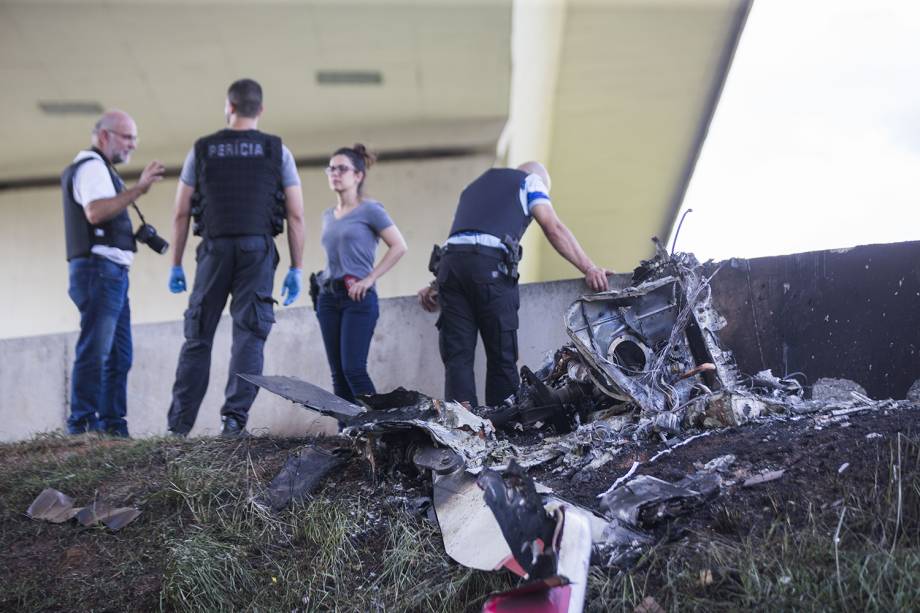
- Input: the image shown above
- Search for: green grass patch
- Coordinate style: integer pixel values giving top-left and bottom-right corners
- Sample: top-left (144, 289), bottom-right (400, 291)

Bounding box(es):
top-left (1, 432), bottom-right (918, 611)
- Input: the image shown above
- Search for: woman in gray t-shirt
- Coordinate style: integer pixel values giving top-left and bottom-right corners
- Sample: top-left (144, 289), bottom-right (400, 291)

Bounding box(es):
top-left (316, 144), bottom-right (407, 402)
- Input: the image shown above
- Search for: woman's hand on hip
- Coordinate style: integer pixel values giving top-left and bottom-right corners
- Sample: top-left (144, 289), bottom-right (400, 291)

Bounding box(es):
top-left (348, 277), bottom-right (374, 301)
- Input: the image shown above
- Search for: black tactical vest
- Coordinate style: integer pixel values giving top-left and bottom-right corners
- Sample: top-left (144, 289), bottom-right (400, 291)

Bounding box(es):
top-left (191, 129), bottom-right (285, 238)
top-left (448, 168), bottom-right (531, 242)
top-left (61, 149), bottom-right (136, 261)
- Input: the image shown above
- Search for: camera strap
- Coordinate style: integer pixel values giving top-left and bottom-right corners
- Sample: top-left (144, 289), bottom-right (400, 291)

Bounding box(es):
top-left (130, 201), bottom-right (148, 225)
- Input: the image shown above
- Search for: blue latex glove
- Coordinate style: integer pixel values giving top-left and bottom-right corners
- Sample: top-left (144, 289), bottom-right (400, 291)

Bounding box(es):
top-left (281, 268), bottom-right (302, 306)
top-left (169, 266), bottom-right (187, 293)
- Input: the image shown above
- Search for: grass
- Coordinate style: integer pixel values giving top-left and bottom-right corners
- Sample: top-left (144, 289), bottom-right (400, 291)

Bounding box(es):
top-left (0, 432), bottom-right (918, 611)
top-left (0, 433), bottom-right (515, 612)
top-left (584, 433), bottom-right (920, 612)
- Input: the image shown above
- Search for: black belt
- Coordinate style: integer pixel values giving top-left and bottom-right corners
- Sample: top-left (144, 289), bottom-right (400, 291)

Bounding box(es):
top-left (321, 278), bottom-right (348, 293)
top-left (443, 243), bottom-right (506, 260)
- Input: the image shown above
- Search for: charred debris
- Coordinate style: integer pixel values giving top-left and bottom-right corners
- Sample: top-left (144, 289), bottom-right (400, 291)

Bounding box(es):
top-left (246, 242), bottom-right (913, 612)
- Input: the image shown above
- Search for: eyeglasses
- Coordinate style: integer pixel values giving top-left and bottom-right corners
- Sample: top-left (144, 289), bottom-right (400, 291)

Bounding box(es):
top-left (105, 129), bottom-right (138, 143)
top-left (325, 165), bottom-right (355, 176)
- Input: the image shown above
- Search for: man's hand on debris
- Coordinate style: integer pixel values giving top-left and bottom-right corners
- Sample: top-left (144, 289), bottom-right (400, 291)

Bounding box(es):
top-left (168, 266), bottom-right (186, 293)
top-left (281, 268), bottom-right (302, 306)
top-left (417, 283), bottom-right (439, 312)
top-left (584, 265), bottom-right (612, 292)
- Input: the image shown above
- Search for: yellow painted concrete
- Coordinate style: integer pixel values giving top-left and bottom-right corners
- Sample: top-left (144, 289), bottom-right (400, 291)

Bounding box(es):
top-left (520, 0), bottom-right (744, 281)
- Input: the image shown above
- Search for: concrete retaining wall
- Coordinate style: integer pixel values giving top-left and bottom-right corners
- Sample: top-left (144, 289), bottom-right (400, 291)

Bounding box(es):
top-left (0, 278), bottom-right (593, 442)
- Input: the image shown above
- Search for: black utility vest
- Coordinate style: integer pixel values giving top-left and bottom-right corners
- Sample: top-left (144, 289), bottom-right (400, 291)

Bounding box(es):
top-left (61, 149), bottom-right (136, 261)
top-left (191, 129), bottom-right (285, 238)
top-left (448, 168), bottom-right (531, 243)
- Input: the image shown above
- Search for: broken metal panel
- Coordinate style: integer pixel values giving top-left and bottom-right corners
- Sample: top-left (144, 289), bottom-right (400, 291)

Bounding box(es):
top-left (543, 498), bottom-right (610, 545)
top-left (599, 475), bottom-right (703, 527)
top-left (249, 377), bottom-right (497, 472)
top-left (742, 469), bottom-right (785, 488)
top-left (553, 507), bottom-right (592, 613)
top-left (239, 374), bottom-right (366, 418)
top-left (482, 578), bottom-right (572, 613)
top-left (356, 387), bottom-right (423, 410)
top-left (476, 466), bottom-right (592, 613)
top-left (477, 462), bottom-right (557, 579)
top-left (431, 469), bottom-right (514, 572)
top-left (599, 520), bottom-right (654, 567)
top-left (595, 466), bottom-right (725, 569)
top-left (487, 440), bottom-right (565, 471)
top-left (481, 515), bottom-right (591, 613)
top-left (344, 396), bottom-right (496, 472)
top-left (261, 445), bottom-right (350, 511)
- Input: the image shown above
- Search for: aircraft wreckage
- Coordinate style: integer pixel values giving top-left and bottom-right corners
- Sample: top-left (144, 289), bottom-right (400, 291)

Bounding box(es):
top-left (244, 243), bottom-right (911, 613)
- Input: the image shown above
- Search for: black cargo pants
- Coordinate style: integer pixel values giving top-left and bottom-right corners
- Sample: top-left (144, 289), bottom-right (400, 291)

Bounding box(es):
top-left (436, 245), bottom-right (519, 407)
top-left (167, 235), bottom-right (278, 434)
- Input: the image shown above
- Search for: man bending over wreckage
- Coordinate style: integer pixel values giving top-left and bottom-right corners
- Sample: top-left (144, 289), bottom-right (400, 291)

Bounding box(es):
top-left (418, 161), bottom-right (611, 407)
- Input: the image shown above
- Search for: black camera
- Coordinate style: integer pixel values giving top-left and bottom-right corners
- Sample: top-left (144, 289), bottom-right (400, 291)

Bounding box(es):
top-left (135, 223), bottom-right (169, 254)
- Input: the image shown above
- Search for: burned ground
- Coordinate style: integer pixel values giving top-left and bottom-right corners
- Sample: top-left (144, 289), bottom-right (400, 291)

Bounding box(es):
top-left (1, 402), bottom-right (918, 612)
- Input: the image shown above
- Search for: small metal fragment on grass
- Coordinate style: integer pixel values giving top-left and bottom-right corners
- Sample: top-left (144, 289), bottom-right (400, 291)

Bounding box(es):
top-left (599, 475), bottom-right (709, 526)
top-left (837, 462), bottom-right (849, 474)
top-left (702, 454), bottom-right (736, 472)
top-left (26, 488), bottom-right (140, 530)
top-left (635, 595), bottom-right (666, 613)
top-left (742, 470), bottom-right (785, 487)
top-left (74, 502), bottom-right (141, 530)
top-left (261, 445), bottom-right (351, 511)
top-left (26, 489), bottom-right (78, 523)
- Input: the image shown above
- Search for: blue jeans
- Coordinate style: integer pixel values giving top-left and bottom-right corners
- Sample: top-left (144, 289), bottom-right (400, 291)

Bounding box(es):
top-left (67, 256), bottom-right (132, 436)
top-left (316, 288), bottom-right (379, 403)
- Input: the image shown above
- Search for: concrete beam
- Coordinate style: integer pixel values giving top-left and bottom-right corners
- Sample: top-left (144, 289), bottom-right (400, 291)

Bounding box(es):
top-left (501, 0), bottom-right (569, 282)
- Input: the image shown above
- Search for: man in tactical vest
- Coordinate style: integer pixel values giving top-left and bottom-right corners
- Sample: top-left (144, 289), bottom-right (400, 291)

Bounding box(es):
top-left (62, 110), bottom-right (166, 436)
top-left (166, 78), bottom-right (305, 437)
top-left (417, 161), bottom-right (610, 407)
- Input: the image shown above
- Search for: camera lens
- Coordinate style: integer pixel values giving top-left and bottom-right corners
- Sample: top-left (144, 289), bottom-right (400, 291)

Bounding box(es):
top-left (146, 233), bottom-right (169, 254)
top-left (135, 223), bottom-right (169, 255)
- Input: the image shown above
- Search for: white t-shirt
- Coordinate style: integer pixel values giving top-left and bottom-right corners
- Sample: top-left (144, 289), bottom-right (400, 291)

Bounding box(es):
top-left (71, 151), bottom-right (134, 267)
top-left (519, 173), bottom-right (552, 215)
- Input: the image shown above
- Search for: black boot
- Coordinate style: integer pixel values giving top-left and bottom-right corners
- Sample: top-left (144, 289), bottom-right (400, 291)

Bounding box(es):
top-left (220, 417), bottom-right (247, 438)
